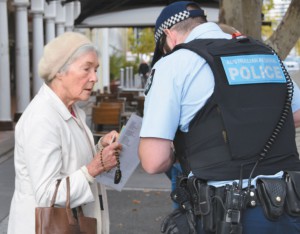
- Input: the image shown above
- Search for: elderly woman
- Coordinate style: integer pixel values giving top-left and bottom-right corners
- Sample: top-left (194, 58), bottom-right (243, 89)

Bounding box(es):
top-left (7, 32), bottom-right (121, 234)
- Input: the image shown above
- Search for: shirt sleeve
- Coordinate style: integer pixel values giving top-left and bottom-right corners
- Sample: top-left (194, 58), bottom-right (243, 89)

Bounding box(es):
top-left (292, 80), bottom-right (300, 113)
top-left (140, 58), bottom-right (181, 140)
top-left (140, 49), bottom-right (213, 139)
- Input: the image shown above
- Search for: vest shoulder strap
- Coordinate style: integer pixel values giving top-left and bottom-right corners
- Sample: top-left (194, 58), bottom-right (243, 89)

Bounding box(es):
top-left (172, 37), bottom-right (273, 69)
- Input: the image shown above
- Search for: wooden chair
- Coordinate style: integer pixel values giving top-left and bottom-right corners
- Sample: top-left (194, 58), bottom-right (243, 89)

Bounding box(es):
top-left (98, 100), bottom-right (130, 125)
top-left (91, 105), bottom-right (122, 139)
top-left (101, 98), bottom-right (126, 112)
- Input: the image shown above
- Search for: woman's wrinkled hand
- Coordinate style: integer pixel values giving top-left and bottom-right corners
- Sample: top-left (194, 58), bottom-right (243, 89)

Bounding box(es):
top-left (99, 130), bottom-right (119, 147)
top-left (87, 141), bottom-right (122, 177)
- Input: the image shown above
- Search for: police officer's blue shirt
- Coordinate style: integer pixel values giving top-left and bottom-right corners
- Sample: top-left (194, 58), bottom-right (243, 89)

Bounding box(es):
top-left (292, 81), bottom-right (300, 112)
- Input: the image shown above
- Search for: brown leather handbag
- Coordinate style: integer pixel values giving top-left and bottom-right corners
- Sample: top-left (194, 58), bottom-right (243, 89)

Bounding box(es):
top-left (35, 176), bottom-right (97, 234)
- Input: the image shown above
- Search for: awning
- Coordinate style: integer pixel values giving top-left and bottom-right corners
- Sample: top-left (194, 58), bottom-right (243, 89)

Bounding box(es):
top-left (76, 6), bottom-right (219, 28)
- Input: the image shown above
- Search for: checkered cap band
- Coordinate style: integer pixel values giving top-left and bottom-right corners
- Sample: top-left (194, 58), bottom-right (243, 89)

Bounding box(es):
top-left (155, 10), bottom-right (190, 43)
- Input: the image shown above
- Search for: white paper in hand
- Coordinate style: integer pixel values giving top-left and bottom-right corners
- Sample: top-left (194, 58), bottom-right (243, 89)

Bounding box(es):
top-left (96, 113), bottom-right (142, 191)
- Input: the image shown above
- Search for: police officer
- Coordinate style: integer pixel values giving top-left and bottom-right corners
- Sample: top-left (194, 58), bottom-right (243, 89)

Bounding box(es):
top-left (138, 1), bottom-right (300, 233)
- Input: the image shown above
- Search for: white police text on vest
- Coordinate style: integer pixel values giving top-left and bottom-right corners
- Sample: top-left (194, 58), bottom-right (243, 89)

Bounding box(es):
top-left (221, 54), bottom-right (286, 85)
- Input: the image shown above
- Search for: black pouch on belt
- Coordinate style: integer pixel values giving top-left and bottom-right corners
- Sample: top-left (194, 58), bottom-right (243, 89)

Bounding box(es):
top-left (186, 178), bottom-right (216, 232)
top-left (199, 184), bottom-right (215, 233)
top-left (284, 171), bottom-right (300, 216)
top-left (256, 178), bottom-right (286, 221)
top-left (187, 178), bottom-right (202, 216)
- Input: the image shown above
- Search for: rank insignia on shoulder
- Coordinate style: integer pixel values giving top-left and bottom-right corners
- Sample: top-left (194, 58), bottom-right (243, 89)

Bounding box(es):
top-left (144, 69), bottom-right (155, 95)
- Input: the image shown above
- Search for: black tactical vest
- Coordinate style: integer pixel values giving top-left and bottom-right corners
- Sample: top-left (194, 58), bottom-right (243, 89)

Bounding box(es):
top-left (172, 36), bottom-right (300, 181)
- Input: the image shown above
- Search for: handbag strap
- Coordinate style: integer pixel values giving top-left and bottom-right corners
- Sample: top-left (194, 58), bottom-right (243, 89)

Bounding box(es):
top-left (49, 177), bottom-right (71, 209)
top-left (49, 177), bottom-right (78, 225)
top-left (66, 176), bottom-right (71, 209)
top-left (50, 179), bottom-right (62, 207)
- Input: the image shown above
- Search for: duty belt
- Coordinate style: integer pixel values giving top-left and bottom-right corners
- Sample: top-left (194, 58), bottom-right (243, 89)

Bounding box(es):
top-left (172, 176), bottom-right (259, 216)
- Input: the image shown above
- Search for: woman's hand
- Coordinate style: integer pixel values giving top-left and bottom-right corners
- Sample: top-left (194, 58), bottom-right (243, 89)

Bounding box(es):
top-left (87, 141), bottom-right (122, 177)
top-left (99, 130), bottom-right (119, 148)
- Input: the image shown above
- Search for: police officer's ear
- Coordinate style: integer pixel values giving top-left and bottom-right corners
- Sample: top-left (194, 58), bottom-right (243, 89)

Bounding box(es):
top-left (163, 29), bottom-right (178, 49)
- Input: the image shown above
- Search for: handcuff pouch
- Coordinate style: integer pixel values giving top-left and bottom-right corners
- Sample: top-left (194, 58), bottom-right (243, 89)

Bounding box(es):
top-left (256, 178), bottom-right (286, 221)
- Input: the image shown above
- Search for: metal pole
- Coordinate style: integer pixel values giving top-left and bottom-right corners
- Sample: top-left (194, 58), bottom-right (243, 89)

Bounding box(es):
top-left (126, 67), bottom-right (130, 88)
top-left (120, 68), bottom-right (124, 87)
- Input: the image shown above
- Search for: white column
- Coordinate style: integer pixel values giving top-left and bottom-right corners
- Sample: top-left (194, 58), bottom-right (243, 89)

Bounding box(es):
top-left (92, 29), bottom-right (102, 91)
top-left (31, 0), bottom-right (44, 95)
top-left (0, 0), bottom-right (13, 130)
top-left (44, 1), bottom-right (56, 44)
top-left (101, 28), bottom-right (110, 90)
top-left (55, 1), bottom-right (65, 36)
top-left (65, 2), bottom-right (74, 32)
top-left (13, 0), bottom-right (30, 121)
